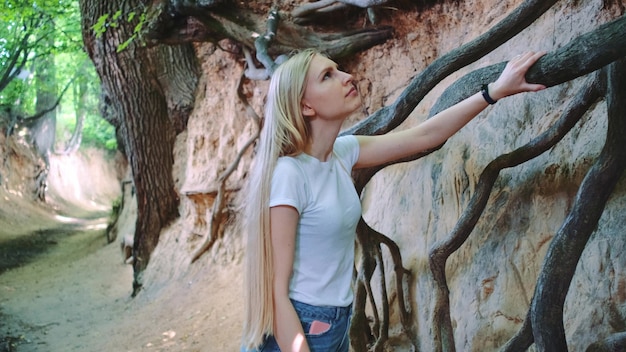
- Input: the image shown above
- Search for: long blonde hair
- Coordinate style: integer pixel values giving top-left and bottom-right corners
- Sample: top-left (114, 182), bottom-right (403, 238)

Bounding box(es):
top-left (241, 49), bottom-right (318, 349)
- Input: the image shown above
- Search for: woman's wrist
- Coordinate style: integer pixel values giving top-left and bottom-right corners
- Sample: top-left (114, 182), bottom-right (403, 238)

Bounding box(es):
top-left (490, 82), bottom-right (506, 100)
top-left (484, 82), bottom-right (508, 102)
top-left (481, 83), bottom-right (498, 104)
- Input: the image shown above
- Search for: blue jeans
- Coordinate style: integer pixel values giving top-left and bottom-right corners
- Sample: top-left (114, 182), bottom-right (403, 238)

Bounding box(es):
top-left (242, 299), bottom-right (352, 352)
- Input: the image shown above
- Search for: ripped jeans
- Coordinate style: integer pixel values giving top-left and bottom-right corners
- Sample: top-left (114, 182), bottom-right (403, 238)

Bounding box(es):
top-left (242, 299), bottom-right (352, 352)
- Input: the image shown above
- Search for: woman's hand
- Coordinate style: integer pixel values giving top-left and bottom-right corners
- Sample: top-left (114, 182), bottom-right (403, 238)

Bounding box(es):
top-left (488, 51), bottom-right (547, 101)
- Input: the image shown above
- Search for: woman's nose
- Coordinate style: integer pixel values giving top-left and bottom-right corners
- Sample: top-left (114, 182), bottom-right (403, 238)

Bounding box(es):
top-left (342, 71), bottom-right (354, 85)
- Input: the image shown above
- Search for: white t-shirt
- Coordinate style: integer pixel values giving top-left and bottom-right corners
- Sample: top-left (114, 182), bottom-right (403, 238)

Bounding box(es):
top-left (270, 135), bottom-right (361, 307)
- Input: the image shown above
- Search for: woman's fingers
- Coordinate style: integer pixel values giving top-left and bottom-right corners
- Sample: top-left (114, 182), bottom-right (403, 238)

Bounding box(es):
top-left (493, 51), bottom-right (546, 97)
top-left (518, 51), bottom-right (546, 69)
top-left (517, 51), bottom-right (547, 91)
top-left (523, 81), bottom-right (547, 92)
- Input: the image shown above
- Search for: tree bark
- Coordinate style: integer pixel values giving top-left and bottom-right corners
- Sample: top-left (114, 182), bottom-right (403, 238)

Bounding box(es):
top-left (80, 0), bottom-right (199, 294)
top-left (58, 74), bottom-right (85, 155)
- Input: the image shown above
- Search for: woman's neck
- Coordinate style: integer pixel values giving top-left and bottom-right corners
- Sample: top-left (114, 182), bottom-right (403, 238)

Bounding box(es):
top-left (305, 120), bottom-right (343, 162)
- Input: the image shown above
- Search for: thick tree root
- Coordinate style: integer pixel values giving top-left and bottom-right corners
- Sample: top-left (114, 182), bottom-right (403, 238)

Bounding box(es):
top-left (351, 218), bottom-right (417, 351)
top-left (529, 56), bottom-right (626, 352)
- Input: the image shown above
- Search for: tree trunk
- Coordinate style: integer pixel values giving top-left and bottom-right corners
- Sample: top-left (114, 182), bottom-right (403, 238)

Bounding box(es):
top-left (80, 0), bottom-right (199, 295)
top-left (32, 31), bottom-right (57, 202)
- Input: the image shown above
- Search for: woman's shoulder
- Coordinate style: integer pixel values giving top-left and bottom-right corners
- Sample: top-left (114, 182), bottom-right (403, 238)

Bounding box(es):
top-left (272, 155), bottom-right (310, 206)
top-left (334, 135), bottom-right (359, 166)
top-left (335, 134), bottom-right (358, 147)
top-left (275, 155), bottom-right (307, 177)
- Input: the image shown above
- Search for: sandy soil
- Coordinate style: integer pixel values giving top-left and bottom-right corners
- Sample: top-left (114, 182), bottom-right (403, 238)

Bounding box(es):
top-left (0, 153), bottom-right (243, 352)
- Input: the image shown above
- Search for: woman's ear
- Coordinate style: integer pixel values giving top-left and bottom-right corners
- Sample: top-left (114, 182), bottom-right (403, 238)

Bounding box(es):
top-left (301, 101), bottom-right (315, 117)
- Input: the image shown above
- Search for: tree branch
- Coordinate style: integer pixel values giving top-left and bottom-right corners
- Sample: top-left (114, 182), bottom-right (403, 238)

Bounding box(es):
top-left (21, 77), bottom-right (76, 124)
top-left (0, 29), bottom-right (32, 93)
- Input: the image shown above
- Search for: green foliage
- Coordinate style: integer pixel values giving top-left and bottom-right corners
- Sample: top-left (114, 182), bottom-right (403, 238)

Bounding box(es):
top-left (1, 0), bottom-right (117, 153)
top-left (57, 110), bottom-right (117, 152)
top-left (1, 0), bottom-right (84, 111)
top-left (92, 8), bottom-right (147, 53)
top-left (82, 112), bottom-right (117, 152)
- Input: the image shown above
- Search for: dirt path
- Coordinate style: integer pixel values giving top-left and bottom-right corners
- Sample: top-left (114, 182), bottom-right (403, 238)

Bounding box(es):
top-left (0, 218), bottom-right (133, 351)
top-left (0, 148), bottom-right (243, 352)
top-left (0, 216), bottom-right (243, 352)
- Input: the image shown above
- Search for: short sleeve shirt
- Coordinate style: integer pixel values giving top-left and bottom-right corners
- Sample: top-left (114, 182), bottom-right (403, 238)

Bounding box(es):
top-left (270, 135), bottom-right (361, 307)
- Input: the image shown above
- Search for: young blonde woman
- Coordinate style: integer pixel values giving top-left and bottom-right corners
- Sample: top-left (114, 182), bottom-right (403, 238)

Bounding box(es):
top-left (241, 48), bottom-right (546, 352)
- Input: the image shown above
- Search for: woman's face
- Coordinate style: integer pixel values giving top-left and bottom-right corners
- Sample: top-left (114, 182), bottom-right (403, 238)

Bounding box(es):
top-left (301, 54), bottom-right (361, 121)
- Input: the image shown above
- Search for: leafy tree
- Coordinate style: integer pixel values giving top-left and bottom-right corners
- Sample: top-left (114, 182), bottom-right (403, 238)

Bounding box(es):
top-left (1, 0), bottom-right (114, 151)
top-left (2, 0), bottom-right (66, 109)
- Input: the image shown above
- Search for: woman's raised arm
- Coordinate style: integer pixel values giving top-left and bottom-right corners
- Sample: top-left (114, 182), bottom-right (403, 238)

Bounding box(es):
top-left (355, 51), bottom-right (546, 169)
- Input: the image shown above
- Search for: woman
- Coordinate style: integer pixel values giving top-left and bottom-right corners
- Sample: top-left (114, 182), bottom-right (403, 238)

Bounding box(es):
top-left (241, 48), bottom-right (546, 352)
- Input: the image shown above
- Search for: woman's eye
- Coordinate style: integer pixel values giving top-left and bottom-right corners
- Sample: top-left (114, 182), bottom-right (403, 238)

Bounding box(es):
top-left (323, 72), bottom-right (331, 80)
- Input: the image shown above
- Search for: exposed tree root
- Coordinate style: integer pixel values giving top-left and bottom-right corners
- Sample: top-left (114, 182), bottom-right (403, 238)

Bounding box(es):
top-left (252, 7), bottom-right (281, 77)
top-left (529, 56), bottom-right (626, 352)
top-left (351, 218), bottom-right (417, 351)
top-left (346, 14), bottom-right (626, 350)
top-left (586, 332), bottom-right (626, 352)
top-left (426, 74), bottom-right (605, 352)
top-left (498, 74), bottom-right (607, 352)
top-left (344, 0), bottom-right (560, 138)
top-left (145, 1), bottom-right (393, 62)
top-left (346, 1), bottom-right (557, 349)
top-left (430, 14), bottom-right (626, 117)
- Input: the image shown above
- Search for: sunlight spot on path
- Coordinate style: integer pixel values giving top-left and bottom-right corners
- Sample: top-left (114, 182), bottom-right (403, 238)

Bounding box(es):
top-left (162, 330), bottom-right (176, 339)
top-left (53, 215), bottom-right (81, 223)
